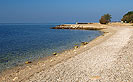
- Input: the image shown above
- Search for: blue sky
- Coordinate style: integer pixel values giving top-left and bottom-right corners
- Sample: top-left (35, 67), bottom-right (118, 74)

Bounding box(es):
top-left (0, 0), bottom-right (132, 23)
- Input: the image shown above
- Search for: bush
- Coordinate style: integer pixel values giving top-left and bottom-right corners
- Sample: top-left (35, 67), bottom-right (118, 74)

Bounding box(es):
top-left (99, 14), bottom-right (112, 24)
top-left (121, 11), bottom-right (133, 23)
top-left (99, 16), bottom-right (108, 24)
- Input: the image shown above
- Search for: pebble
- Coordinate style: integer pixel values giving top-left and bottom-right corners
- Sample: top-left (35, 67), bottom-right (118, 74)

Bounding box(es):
top-left (13, 77), bottom-right (18, 81)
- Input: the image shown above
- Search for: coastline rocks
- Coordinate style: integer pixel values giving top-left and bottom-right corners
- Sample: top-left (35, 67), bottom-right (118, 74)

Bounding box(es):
top-left (51, 24), bottom-right (105, 30)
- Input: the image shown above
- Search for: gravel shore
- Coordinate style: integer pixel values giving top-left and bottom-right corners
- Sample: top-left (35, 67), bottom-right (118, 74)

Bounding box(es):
top-left (24, 26), bottom-right (133, 82)
top-left (0, 24), bottom-right (133, 82)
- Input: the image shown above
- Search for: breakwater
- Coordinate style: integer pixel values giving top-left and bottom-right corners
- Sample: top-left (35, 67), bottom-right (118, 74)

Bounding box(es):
top-left (51, 24), bottom-right (106, 30)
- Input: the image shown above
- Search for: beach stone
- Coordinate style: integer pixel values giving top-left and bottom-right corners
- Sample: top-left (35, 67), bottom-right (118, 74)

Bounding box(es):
top-left (74, 46), bottom-right (78, 49)
top-left (53, 52), bottom-right (57, 55)
top-left (13, 77), bottom-right (18, 81)
top-left (25, 61), bottom-right (32, 64)
top-left (89, 76), bottom-right (101, 80)
top-left (81, 42), bottom-right (88, 45)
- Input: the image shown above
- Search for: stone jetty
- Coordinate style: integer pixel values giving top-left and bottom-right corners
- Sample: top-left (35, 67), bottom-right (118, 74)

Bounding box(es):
top-left (51, 23), bottom-right (106, 30)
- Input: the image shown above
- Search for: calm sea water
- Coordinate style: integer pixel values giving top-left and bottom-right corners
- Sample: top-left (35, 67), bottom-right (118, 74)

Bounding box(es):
top-left (0, 23), bottom-right (102, 72)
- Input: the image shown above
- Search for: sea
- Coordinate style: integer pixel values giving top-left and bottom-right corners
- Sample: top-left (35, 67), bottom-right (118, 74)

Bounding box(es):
top-left (0, 23), bottom-right (102, 72)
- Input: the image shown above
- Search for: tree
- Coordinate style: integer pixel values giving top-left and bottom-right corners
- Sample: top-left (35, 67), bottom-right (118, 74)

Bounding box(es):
top-left (121, 11), bottom-right (133, 23)
top-left (99, 16), bottom-right (108, 24)
top-left (99, 13), bottom-right (112, 24)
top-left (104, 14), bottom-right (112, 22)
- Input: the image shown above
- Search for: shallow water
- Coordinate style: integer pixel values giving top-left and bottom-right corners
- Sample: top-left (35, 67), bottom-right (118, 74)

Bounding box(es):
top-left (0, 23), bottom-right (102, 71)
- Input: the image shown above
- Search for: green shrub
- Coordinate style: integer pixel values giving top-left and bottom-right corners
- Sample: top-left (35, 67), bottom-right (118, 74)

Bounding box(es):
top-left (99, 16), bottom-right (108, 24)
top-left (121, 11), bottom-right (133, 23)
top-left (99, 14), bottom-right (112, 24)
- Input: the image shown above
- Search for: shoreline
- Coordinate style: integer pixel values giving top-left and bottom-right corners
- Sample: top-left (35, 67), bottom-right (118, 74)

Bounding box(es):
top-left (0, 24), bottom-right (102, 72)
top-left (0, 23), bottom-right (131, 81)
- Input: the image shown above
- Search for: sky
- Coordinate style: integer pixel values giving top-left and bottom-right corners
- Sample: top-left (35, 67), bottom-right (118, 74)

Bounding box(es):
top-left (0, 0), bottom-right (132, 23)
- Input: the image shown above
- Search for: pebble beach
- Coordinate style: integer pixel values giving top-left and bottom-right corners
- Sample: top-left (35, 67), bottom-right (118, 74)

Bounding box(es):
top-left (0, 23), bottom-right (133, 82)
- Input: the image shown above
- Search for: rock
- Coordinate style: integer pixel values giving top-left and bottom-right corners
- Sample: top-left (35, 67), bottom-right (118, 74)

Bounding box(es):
top-left (53, 52), bottom-right (57, 55)
top-left (89, 76), bottom-right (101, 80)
top-left (74, 46), bottom-right (79, 49)
top-left (13, 77), bottom-right (18, 81)
top-left (103, 32), bottom-right (109, 34)
top-left (25, 61), bottom-right (32, 64)
top-left (81, 42), bottom-right (88, 45)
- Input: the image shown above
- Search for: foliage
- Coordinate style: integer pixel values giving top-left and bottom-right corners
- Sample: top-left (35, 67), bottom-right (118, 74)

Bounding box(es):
top-left (99, 16), bottom-right (108, 24)
top-left (103, 13), bottom-right (112, 22)
top-left (99, 13), bottom-right (112, 24)
top-left (121, 11), bottom-right (133, 23)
